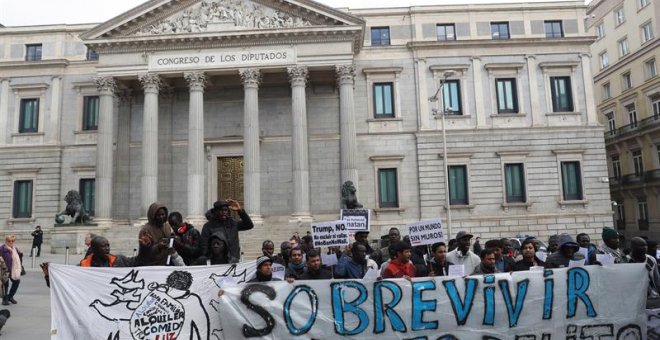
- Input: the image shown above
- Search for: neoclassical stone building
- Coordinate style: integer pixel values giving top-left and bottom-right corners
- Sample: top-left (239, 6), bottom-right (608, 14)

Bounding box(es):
top-left (0, 0), bottom-right (612, 255)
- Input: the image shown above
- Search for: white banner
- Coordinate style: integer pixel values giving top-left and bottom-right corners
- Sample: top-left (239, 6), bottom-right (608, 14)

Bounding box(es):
top-left (310, 220), bottom-right (350, 248)
top-left (407, 218), bottom-right (445, 246)
top-left (218, 264), bottom-right (648, 339)
top-left (49, 262), bottom-right (256, 340)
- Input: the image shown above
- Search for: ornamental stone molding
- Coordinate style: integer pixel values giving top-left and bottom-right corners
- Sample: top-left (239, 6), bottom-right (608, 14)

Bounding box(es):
top-left (138, 0), bottom-right (312, 36)
top-left (335, 64), bottom-right (356, 85)
top-left (239, 68), bottom-right (261, 88)
top-left (184, 71), bottom-right (207, 91)
top-left (94, 76), bottom-right (117, 94)
top-left (139, 73), bottom-right (162, 92)
top-left (287, 66), bottom-right (308, 86)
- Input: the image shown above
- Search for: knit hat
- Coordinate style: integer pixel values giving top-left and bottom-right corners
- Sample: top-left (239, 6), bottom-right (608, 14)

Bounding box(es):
top-left (256, 255), bottom-right (273, 269)
top-left (213, 200), bottom-right (229, 210)
top-left (602, 227), bottom-right (619, 241)
top-left (557, 233), bottom-right (579, 251)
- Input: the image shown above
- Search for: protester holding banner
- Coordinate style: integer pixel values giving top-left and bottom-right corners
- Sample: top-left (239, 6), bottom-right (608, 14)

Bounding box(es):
top-left (299, 250), bottom-right (333, 280)
top-left (627, 237), bottom-right (660, 306)
top-left (472, 248), bottom-right (499, 274)
top-left (382, 241), bottom-right (416, 279)
top-left (428, 242), bottom-right (452, 276)
top-left (544, 233), bottom-right (585, 268)
top-left (547, 234), bottom-right (559, 254)
top-left (193, 232), bottom-right (237, 265)
top-left (446, 231), bottom-right (480, 276)
top-left (200, 199), bottom-right (254, 262)
top-left (598, 227), bottom-right (627, 264)
top-left (512, 237), bottom-right (545, 271)
top-left (285, 247), bottom-right (306, 279)
top-left (248, 256), bottom-right (281, 283)
top-left (273, 241), bottom-right (291, 266)
top-left (169, 212), bottom-right (201, 265)
top-left (335, 243), bottom-right (377, 279)
top-left (373, 227), bottom-right (400, 266)
top-left (351, 231), bottom-right (375, 258)
top-left (577, 233), bottom-right (598, 265)
top-left (485, 239), bottom-right (514, 272)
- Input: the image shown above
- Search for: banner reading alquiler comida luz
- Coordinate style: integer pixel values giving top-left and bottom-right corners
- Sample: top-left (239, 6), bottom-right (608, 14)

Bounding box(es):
top-left (50, 263), bottom-right (648, 340)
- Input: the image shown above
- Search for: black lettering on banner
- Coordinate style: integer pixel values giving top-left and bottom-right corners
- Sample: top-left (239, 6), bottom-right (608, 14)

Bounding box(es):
top-left (106, 331), bottom-right (120, 340)
top-left (579, 324), bottom-right (613, 339)
top-left (482, 337), bottom-right (503, 340)
top-left (617, 324), bottom-right (642, 340)
top-left (240, 284), bottom-right (276, 337)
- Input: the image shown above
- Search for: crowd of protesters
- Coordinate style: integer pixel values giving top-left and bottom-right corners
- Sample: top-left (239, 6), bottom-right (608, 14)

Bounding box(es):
top-left (27, 199), bottom-right (660, 309)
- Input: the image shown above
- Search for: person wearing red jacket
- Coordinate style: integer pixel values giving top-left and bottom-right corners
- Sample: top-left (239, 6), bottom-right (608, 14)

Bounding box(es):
top-left (382, 241), bottom-right (416, 279)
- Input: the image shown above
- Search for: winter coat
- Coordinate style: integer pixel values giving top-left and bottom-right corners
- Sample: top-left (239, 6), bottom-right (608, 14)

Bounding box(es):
top-left (200, 209), bottom-right (253, 260)
top-left (512, 257), bottom-right (546, 271)
top-left (472, 263), bottom-right (499, 275)
top-left (139, 203), bottom-right (174, 266)
top-left (31, 230), bottom-right (43, 245)
top-left (428, 258), bottom-right (453, 276)
top-left (193, 232), bottom-right (238, 265)
top-left (174, 223), bottom-right (202, 265)
top-left (382, 259), bottom-right (417, 279)
top-left (299, 266), bottom-right (333, 280)
top-left (0, 245), bottom-right (22, 275)
top-left (544, 252), bottom-right (585, 269)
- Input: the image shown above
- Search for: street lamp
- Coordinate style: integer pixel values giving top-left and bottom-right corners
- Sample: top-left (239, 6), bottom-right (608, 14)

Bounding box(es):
top-left (429, 70), bottom-right (455, 240)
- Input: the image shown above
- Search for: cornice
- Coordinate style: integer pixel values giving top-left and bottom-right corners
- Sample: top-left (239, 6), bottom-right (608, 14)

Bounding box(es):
top-left (0, 59), bottom-right (69, 70)
top-left (407, 36), bottom-right (596, 50)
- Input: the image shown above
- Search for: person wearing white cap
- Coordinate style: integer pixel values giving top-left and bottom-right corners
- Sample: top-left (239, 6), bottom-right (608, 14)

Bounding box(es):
top-left (445, 231), bottom-right (480, 275)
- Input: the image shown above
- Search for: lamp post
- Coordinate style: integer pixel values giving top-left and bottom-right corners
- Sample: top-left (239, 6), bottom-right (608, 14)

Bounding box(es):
top-left (429, 70), bottom-right (455, 240)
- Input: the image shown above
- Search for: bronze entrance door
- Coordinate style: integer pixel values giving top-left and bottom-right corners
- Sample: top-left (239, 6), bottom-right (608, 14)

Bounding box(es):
top-left (217, 157), bottom-right (244, 208)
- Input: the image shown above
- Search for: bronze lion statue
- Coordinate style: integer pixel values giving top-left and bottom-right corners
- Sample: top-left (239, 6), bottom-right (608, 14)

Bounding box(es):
top-left (55, 190), bottom-right (92, 224)
top-left (341, 181), bottom-right (363, 209)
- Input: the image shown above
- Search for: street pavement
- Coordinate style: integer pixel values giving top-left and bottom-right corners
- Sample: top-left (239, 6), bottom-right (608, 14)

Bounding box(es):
top-left (1, 251), bottom-right (70, 339)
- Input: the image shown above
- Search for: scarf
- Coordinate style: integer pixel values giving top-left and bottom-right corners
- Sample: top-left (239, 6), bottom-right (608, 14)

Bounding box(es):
top-left (598, 242), bottom-right (625, 263)
top-left (255, 271), bottom-right (273, 282)
top-left (7, 245), bottom-right (20, 280)
top-left (288, 261), bottom-right (305, 272)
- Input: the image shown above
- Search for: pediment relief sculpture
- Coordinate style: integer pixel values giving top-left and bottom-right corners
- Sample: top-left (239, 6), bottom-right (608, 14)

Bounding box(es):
top-left (138, 0), bottom-right (314, 35)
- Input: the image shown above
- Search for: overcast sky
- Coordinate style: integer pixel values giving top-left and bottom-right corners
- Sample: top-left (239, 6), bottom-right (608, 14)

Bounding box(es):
top-left (0, 0), bottom-right (584, 27)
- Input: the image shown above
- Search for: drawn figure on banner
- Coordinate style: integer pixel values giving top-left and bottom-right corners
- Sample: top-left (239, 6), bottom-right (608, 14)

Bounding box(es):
top-left (89, 269), bottom-right (214, 340)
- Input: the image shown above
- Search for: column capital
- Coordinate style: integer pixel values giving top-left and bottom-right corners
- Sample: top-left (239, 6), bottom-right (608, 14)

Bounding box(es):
top-left (94, 76), bottom-right (117, 95)
top-left (335, 64), bottom-right (356, 85)
top-left (184, 71), bottom-right (207, 91)
top-left (287, 66), bottom-right (309, 87)
top-left (139, 73), bottom-right (162, 92)
top-left (239, 68), bottom-right (261, 88)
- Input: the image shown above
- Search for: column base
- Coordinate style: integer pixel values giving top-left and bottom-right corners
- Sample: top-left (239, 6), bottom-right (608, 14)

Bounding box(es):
top-left (289, 214), bottom-right (314, 224)
top-left (249, 215), bottom-right (264, 225)
top-left (133, 217), bottom-right (148, 228)
top-left (94, 218), bottom-right (114, 228)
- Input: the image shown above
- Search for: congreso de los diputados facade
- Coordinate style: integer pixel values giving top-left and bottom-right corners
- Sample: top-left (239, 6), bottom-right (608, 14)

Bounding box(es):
top-left (0, 0), bottom-right (617, 254)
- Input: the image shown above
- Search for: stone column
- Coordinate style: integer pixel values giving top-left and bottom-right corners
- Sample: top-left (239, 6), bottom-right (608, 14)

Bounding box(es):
top-left (240, 68), bottom-right (262, 219)
top-left (0, 79), bottom-right (9, 145)
top-left (526, 55), bottom-right (543, 127)
top-left (185, 72), bottom-right (207, 222)
top-left (336, 65), bottom-right (359, 188)
top-left (471, 57), bottom-right (487, 128)
top-left (139, 73), bottom-right (161, 215)
top-left (94, 76), bottom-right (117, 222)
top-left (581, 53), bottom-right (599, 126)
top-left (48, 76), bottom-right (62, 143)
top-left (288, 66), bottom-right (311, 219)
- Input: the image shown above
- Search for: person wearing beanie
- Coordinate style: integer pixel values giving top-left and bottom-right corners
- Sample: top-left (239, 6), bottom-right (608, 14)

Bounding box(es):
top-left (547, 234), bottom-right (560, 254)
top-left (200, 199), bottom-right (254, 261)
top-left (248, 256), bottom-right (281, 283)
top-left (598, 227), bottom-right (626, 263)
top-left (544, 233), bottom-right (585, 268)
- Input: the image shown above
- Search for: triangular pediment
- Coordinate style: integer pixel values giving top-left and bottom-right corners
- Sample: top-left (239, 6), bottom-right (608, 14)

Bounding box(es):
top-left (81, 0), bottom-right (364, 40)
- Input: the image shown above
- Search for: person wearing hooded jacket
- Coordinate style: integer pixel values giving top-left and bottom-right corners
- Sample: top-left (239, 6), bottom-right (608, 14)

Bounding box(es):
top-left (544, 233), bottom-right (585, 269)
top-left (140, 202), bottom-right (179, 266)
top-left (200, 199), bottom-right (254, 261)
top-left (193, 232), bottom-right (238, 265)
top-left (169, 211), bottom-right (202, 265)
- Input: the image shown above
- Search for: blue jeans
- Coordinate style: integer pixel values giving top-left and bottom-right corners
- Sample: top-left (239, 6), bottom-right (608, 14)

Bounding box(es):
top-left (3, 278), bottom-right (19, 301)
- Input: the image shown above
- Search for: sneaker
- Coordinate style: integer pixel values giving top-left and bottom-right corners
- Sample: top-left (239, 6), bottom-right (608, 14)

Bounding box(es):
top-left (8, 299), bottom-right (16, 305)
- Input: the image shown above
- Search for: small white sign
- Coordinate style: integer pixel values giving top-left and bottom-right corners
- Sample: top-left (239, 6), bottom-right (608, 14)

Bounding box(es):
top-left (363, 268), bottom-right (380, 281)
top-left (569, 259), bottom-right (585, 268)
top-left (530, 266), bottom-right (545, 272)
top-left (407, 219), bottom-right (444, 246)
top-left (272, 263), bottom-right (286, 280)
top-left (578, 247), bottom-right (589, 264)
top-left (340, 209), bottom-right (371, 232)
top-left (321, 252), bottom-right (338, 266)
top-left (596, 254), bottom-right (615, 266)
top-left (536, 251), bottom-right (547, 262)
top-left (448, 264), bottom-right (465, 277)
top-left (310, 220), bottom-right (350, 248)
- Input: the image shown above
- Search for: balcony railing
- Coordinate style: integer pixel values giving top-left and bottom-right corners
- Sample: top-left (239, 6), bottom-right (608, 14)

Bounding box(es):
top-left (605, 114), bottom-right (660, 139)
top-left (610, 168), bottom-right (660, 189)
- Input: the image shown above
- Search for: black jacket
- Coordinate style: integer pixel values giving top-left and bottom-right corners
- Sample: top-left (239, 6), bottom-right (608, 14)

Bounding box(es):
top-left (31, 230), bottom-right (43, 245)
top-left (299, 267), bottom-right (333, 280)
top-left (200, 209), bottom-right (254, 260)
top-left (174, 223), bottom-right (201, 265)
top-left (512, 257), bottom-right (546, 271)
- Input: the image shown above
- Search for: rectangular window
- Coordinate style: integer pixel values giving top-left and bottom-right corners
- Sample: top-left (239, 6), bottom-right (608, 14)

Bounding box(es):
top-left (82, 96), bottom-right (100, 131)
top-left (448, 165), bottom-right (469, 205)
top-left (596, 23), bottom-right (605, 39)
top-left (646, 59), bottom-right (657, 79)
top-left (623, 72), bottom-right (632, 90)
top-left (19, 98), bottom-right (39, 133)
top-left (373, 82), bottom-right (394, 118)
top-left (653, 98), bottom-right (660, 119)
top-left (437, 24), bottom-right (456, 41)
top-left (550, 76), bottom-right (573, 112)
top-left (600, 52), bottom-right (609, 69)
top-left (638, 198), bottom-right (649, 230)
top-left (371, 27), bottom-right (391, 46)
top-left (12, 180), bottom-right (33, 218)
top-left (633, 150), bottom-right (644, 176)
top-left (442, 79), bottom-right (462, 115)
top-left (544, 21), bottom-right (563, 38)
top-left (25, 44), bottom-right (42, 61)
top-left (612, 155), bottom-right (621, 180)
top-left (618, 38), bottom-right (629, 57)
top-left (377, 168), bottom-right (398, 208)
top-left (504, 163), bottom-right (526, 203)
top-left (491, 22), bottom-right (510, 40)
top-left (614, 7), bottom-right (625, 26)
top-left (642, 22), bottom-right (654, 43)
top-left (496, 78), bottom-right (518, 113)
top-left (616, 202), bottom-right (626, 230)
top-left (79, 179), bottom-right (95, 216)
top-left (561, 161), bottom-right (583, 201)
top-left (602, 82), bottom-right (611, 99)
top-left (86, 49), bottom-right (98, 61)
top-left (627, 104), bottom-right (637, 127)
top-left (607, 112), bottom-right (616, 133)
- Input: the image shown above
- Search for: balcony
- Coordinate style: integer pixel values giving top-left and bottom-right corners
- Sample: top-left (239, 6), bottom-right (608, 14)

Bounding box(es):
top-left (610, 168), bottom-right (660, 191)
top-left (605, 114), bottom-right (660, 141)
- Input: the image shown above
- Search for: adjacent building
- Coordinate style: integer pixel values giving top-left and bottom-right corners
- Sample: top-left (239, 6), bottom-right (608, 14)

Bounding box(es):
top-left (0, 0), bottom-right (612, 255)
top-left (587, 0), bottom-right (659, 240)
